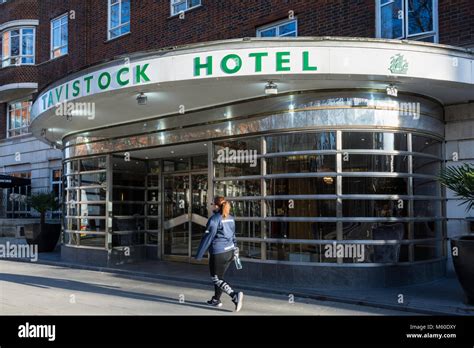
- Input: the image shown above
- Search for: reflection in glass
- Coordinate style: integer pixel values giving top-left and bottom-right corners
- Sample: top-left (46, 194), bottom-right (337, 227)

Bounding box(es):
top-left (267, 178), bottom-right (336, 195)
top-left (215, 180), bottom-right (260, 197)
top-left (342, 155), bottom-right (408, 173)
top-left (342, 132), bottom-right (407, 151)
top-left (267, 222), bottom-right (337, 240)
top-left (266, 132), bottom-right (336, 153)
top-left (343, 177), bottom-right (408, 195)
top-left (267, 155), bottom-right (336, 174)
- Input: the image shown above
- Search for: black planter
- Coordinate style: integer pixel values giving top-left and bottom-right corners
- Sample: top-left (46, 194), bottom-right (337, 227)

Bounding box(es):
top-left (25, 223), bottom-right (61, 253)
top-left (451, 236), bottom-right (474, 305)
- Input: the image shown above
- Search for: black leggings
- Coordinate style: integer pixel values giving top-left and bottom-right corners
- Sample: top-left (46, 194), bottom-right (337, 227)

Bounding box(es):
top-left (209, 250), bottom-right (235, 300)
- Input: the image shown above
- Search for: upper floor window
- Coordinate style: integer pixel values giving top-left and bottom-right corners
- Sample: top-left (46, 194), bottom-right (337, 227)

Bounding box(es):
top-left (377, 0), bottom-right (438, 43)
top-left (0, 28), bottom-right (35, 67)
top-left (51, 14), bottom-right (68, 59)
top-left (257, 19), bottom-right (298, 37)
top-left (171, 0), bottom-right (201, 16)
top-left (7, 100), bottom-right (31, 137)
top-left (108, 0), bottom-right (130, 40)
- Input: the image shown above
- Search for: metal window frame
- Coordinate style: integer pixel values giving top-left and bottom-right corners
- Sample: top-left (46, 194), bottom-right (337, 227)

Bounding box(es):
top-left (108, 0), bottom-right (131, 40)
top-left (212, 129), bottom-right (446, 265)
top-left (256, 18), bottom-right (298, 38)
top-left (376, 0), bottom-right (439, 43)
top-left (50, 13), bottom-right (68, 59)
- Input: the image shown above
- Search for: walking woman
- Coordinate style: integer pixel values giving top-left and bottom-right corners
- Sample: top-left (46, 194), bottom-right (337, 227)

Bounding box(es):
top-left (195, 196), bottom-right (244, 312)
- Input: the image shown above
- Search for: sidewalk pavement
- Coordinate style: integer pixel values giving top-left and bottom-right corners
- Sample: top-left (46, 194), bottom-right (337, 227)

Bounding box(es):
top-left (2, 239), bottom-right (473, 316)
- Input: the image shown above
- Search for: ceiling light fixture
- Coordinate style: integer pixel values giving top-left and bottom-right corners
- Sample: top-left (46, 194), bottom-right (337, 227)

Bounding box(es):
top-left (137, 92), bottom-right (148, 105)
top-left (265, 81), bottom-right (278, 95)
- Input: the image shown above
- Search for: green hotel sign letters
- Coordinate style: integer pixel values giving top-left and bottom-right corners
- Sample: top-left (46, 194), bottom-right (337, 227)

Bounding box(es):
top-left (39, 49), bottom-right (319, 112)
top-left (41, 64), bottom-right (152, 110)
top-left (193, 51), bottom-right (318, 76)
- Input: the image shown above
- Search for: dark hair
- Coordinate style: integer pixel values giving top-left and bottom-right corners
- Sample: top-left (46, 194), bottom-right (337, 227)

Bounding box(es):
top-left (214, 196), bottom-right (231, 218)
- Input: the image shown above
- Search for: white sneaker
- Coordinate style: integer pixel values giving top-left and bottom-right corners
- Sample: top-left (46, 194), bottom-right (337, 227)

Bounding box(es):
top-left (232, 292), bottom-right (244, 312)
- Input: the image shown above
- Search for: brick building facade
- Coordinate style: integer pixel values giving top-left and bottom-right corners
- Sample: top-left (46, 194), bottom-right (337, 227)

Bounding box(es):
top-left (1, 0), bottom-right (473, 287)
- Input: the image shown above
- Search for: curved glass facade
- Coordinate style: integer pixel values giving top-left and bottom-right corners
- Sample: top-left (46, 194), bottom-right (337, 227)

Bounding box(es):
top-left (214, 131), bottom-right (445, 264)
top-left (60, 91), bottom-right (446, 267)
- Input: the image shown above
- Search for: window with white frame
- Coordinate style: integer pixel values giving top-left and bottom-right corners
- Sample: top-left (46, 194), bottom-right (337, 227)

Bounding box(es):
top-left (377, 0), bottom-right (438, 43)
top-left (257, 18), bottom-right (298, 37)
top-left (51, 14), bottom-right (68, 59)
top-left (170, 0), bottom-right (201, 16)
top-left (108, 0), bottom-right (130, 40)
top-left (0, 27), bottom-right (35, 67)
top-left (51, 169), bottom-right (63, 219)
top-left (7, 100), bottom-right (31, 137)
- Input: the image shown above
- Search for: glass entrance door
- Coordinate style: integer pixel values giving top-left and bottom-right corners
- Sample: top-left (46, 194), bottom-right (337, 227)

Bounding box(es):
top-left (163, 172), bottom-right (208, 262)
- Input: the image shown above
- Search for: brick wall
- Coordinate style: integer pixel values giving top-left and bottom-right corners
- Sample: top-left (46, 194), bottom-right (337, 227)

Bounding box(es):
top-left (0, 0), bottom-right (472, 96)
top-left (439, 0), bottom-right (474, 48)
top-left (0, 0), bottom-right (38, 23)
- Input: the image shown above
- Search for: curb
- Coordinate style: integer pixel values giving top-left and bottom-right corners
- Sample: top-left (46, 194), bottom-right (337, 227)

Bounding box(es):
top-left (5, 257), bottom-right (472, 316)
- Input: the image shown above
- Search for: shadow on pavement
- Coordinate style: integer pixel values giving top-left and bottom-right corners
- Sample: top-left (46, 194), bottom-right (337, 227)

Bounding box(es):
top-left (0, 272), bottom-right (232, 313)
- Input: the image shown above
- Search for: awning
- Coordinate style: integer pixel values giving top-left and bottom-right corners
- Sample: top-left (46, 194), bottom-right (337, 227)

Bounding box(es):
top-left (0, 174), bottom-right (31, 189)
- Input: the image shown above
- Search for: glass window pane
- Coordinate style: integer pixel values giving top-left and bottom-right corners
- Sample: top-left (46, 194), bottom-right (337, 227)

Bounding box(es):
top-left (110, 3), bottom-right (120, 28)
top-left (414, 240), bottom-right (442, 261)
top-left (342, 155), bottom-right (409, 173)
top-left (53, 27), bottom-right (61, 48)
top-left (343, 177), bottom-right (408, 195)
top-left (80, 218), bottom-right (106, 232)
top-left (80, 157), bottom-right (107, 171)
top-left (121, 0), bottom-right (130, 24)
top-left (267, 177), bottom-right (336, 195)
top-left (10, 35), bottom-right (19, 56)
top-left (342, 132), bottom-right (407, 151)
top-left (266, 132), bottom-right (336, 153)
top-left (215, 180), bottom-right (260, 197)
top-left (120, 23), bottom-right (130, 35)
top-left (381, 0), bottom-right (403, 38)
top-left (343, 200), bottom-right (408, 217)
top-left (267, 222), bottom-right (337, 240)
top-left (408, 0), bottom-right (433, 36)
top-left (235, 221), bottom-right (262, 239)
top-left (259, 28), bottom-right (277, 37)
top-left (266, 243), bottom-right (327, 262)
top-left (279, 21), bottom-right (296, 36)
top-left (80, 173), bottom-right (107, 186)
top-left (113, 188), bottom-right (145, 201)
top-left (412, 135), bottom-right (441, 156)
top-left (80, 188), bottom-right (107, 201)
top-left (235, 240), bottom-right (261, 259)
top-left (414, 200), bottom-right (442, 218)
top-left (163, 158), bottom-right (189, 172)
top-left (231, 200), bottom-right (261, 218)
top-left (214, 161), bottom-right (260, 177)
top-left (413, 156), bottom-right (441, 175)
top-left (413, 179), bottom-right (440, 196)
top-left (22, 33), bottom-right (33, 55)
top-left (79, 234), bottom-right (106, 248)
top-left (78, 204), bottom-right (106, 217)
top-left (267, 200), bottom-right (337, 218)
top-left (266, 155), bottom-right (336, 174)
top-left (61, 23), bottom-right (68, 46)
top-left (214, 138), bottom-right (261, 155)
